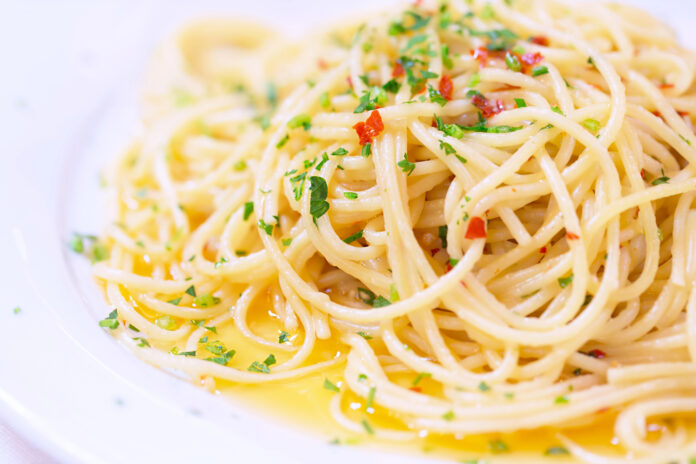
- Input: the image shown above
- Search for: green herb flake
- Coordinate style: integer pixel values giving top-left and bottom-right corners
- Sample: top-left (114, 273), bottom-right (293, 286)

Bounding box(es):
top-left (233, 160), bottom-right (247, 171)
top-left (505, 52), bottom-right (522, 72)
top-left (652, 169), bottom-right (670, 185)
top-left (357, 331), bottom-right (373, 340)
top-left (319, 92), bottom-right (331, 109)
top-left (155, 315), bottom-right (177, 331)
top-left (478, 381), bottom-right (491, 392)
top-left (442, 410), bottom-right (455, 421)
top-left (545, 446), bottom-right (569, 456)
top-left (361, 142), bottom-right (372, 157)
top-left (532, 65), bottom-right (549, 77)
top-left (343, 230), bottom-right (363, 244)
top-left (398, 153), bottom-right (416, 176)
top-left (582, 118), bottom-right (601, 133)
top-left (558, 274), bottom-right (574, 288)
top-left (324, 378), bottom-right (340, 392)
top-left (276, 134), bottom-right (289, 148)
top-left (279, 331), bottom-right (290, 343)
top-left (344, 192), bottom-right (358, 200)
top-left (258, 219), bottom-right (274, 236)
top-left (185, 285), bottom-right (196, 297)
top-left (489, 439), bottom-right (509, 454)
top-left (309, 176), bottom-right (330, 221)
top-left (412, 372), bottom-right (431, 386)
top-left (514, 98), bottom-right (527, 108)
top-left (99, 309), bottom-right (119, 329)
top-left (287, 114), bottom-right (312, 130)
top-left (361, 419), bottom-right (375, 435)
top-left (366, 386), bottom-right (376, 409)
top-left (428, 85), bottom-right (448, 106)
top-left (167, 297), bottom-right (182, 306)
top-left (193, 293), bottom-right (220, 307)
top-left (439, 140), bottom-right (456, 155)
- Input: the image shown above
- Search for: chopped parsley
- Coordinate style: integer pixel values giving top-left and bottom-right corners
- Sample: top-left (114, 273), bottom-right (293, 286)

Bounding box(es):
top-left (478, 381), bottom-right (491, 392)
top-left (532, 65), bottom-right (549, 77)
top-left (279, 331), bottom-right (290, 343)
top-left (287, 114), bottom-right (312, 130)
top-left (315, 152), bottom-right (329, 171)
top-left (362, 143), bottom-right (372, 157)
top-left (319, 91), bottom-right (330, 109)
top-left (651, 169), bottom-right (670, 185)
top-left (555, 395), bottom-right (569, 404)
top-left (258, 219), bottom-right (274, 236)
top-left (361, 419), bottom-right (375, 435)
top-left (185, 285), bottom-right (196, 297)
top-left (248, 354), bottom-right (276, 373)
top-left (428, 85), bottom-right (448, 106)
top-left (99, 309), bottom-right (119, 329)
top-left (354, 87), bottom-right (387, 113)
top-left (398, 153), bottom-right (416, 176)
top-left (412, 372), bottom-right (431, 386)
top-left (441, 44), bottom-right (453, 69)
top-left (344, 192), bottom-right (358, 199)
top-left (331, 147), bottom-right (348, 156)
top-left (243, 202), bottom-right (254, 220)
top-left (545, 446), bottom-right (569, 456)
top-left (191, 319), bottom-right (217, 332)
top-left (514, 98), bottom-right (527, 108)
top-left (383, 79), bottom-right (400, 93)
top-left (309, 176), bottom-right (330, 221)
top-left (155, 315), bottom-right (177, 330)
top-left (323, 378), bottom-right (340, 392)
top-left (442, 410), bottom-right (455, 421)
top-left (439, 140), bottom-right (456, 155)
top-left (582, 118), bottom-right (601, 133)
top-left (489, 439), bottom-right (509, 454)
top-left (438, 225), bottom-right (448, 248)
top-left (366, 386), bottom-right (376, 409)
top-left (233, 160), bottom-right (247, 171)
top-left (505, 52), bottom-right (522, 72)
top-left (357, 331), bottom-right (373, 340)
top-left (558, 274), bottom-right (574, 288)
top-left (344, 230), bottom-right (363, 244)
top-left (276, 134), bottom-right (289, 148)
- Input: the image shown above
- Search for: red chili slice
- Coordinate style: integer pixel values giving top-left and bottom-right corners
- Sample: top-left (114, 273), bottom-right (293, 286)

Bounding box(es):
top-left (392, 62), bottom-right (405, 78)
top-left (530, 36), bottom-right (550, 46)
top-left (439, 75), bottom-right (453, 101)
top-left (567, 232), bottom-right (579, 240)
top-left (587, 349), bottom-right (606, 359)
top-left (353, 110), bottom-right (384, 146)
top-left (470, 47), bottom-right (489, 67)
top-left (465, 217), bottom-right (487, 239)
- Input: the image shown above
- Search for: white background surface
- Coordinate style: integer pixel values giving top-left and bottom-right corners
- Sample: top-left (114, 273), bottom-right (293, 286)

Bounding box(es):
top-left (1, 1), bottom-right (695, 463)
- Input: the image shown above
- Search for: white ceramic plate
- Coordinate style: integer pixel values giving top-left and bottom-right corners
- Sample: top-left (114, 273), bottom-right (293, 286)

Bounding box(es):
top-left (1, 1), bottom-right (695, 462)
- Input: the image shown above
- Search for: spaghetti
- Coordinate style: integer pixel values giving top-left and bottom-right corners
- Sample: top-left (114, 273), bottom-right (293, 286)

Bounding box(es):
top-left (84, 0), bottom-right (696, 461)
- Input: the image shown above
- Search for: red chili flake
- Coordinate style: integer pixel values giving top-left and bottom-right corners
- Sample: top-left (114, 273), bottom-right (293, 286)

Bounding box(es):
top-left (353, 110), bottom-right (384, 146)
top-left (317, 59), bottom-right (328, 70)
top-left (392, 62), bottom-right (405, 78)
top-left (409, 386), bottom-right (422, 393)
top-left (445, 261), bottom-right (453, 273)
top-left (530, 36), bottom-right (550, 46)
top-left (471, 94), bottom-right (504, 119)
top-left (465, 217), bottom-right (487, 239)
top-left (439, 75), bottom-right (453, 101)
top-left (540, 246), bottom-right (547, 254)
top-left (596, 407), bottom-right (609, 414)
top-left (678, 110), bottom-right (690, 117)
top-left (566, 232), bottom-right (579, 240)
top-left (520, 52), bottom-right (544, 68)
top-left (587, 349), bottom-right (606, 359)
top-left (659, 83), bottom-right (675, 89)
top-left (430, 248), bottom-right (440, 257)
top-left (640, 169), bottom-right (646, 179)
top-left (470, 47), bottom-right (489, 67)
top-left (347, 76), bottom-right (353, 88)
